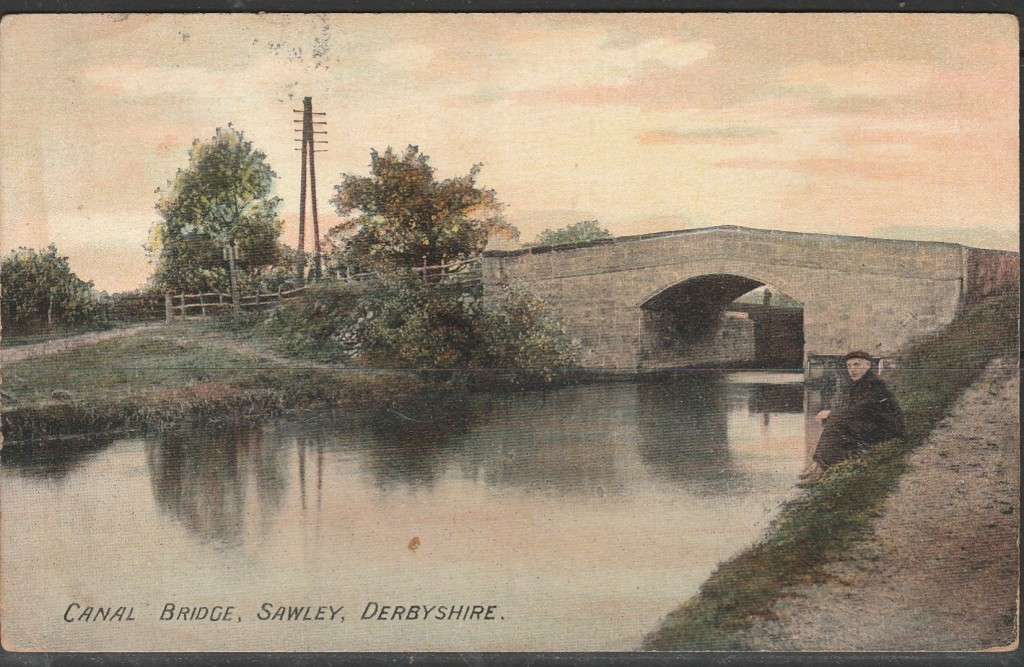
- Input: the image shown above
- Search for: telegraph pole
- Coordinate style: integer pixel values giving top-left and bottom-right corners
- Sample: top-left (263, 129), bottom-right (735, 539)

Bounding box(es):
top-left (294, 97), bottom-right (327, 282)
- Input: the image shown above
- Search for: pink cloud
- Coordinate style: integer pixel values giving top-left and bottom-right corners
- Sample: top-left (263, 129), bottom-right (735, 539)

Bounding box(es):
top-left (637, 127), bottom-right (777, 146)
top-left (713, 157), bottom-right (955, 185)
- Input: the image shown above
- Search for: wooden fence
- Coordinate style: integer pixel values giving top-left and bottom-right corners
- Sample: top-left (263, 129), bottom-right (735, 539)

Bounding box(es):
top-left (165, 286), bottom-right (308, 319)
top-left (327, 256), bottom-right (482, 285)
top-left (166, 257), bottom-right (483, 321)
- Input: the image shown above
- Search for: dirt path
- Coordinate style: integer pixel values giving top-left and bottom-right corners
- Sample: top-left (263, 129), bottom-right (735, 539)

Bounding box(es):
top-left (741, 360), bottom-right (1019, 651)
top-left (1, 323), bottom-right (167, 364)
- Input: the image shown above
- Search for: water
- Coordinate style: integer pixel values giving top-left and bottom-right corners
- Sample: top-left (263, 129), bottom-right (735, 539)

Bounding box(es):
top-left (2, 372), bottom-right (812, 651)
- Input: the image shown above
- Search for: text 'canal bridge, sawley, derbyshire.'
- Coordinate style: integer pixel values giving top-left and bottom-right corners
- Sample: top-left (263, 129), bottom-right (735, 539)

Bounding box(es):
top-left (481, 225), bottom-right (1019, 371)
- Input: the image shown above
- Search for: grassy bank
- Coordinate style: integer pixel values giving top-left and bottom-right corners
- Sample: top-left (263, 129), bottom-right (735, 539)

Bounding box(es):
top-left (643, 288), bottom-right (1019, 650)
top-left (1, 323), bottom-right (449, 443)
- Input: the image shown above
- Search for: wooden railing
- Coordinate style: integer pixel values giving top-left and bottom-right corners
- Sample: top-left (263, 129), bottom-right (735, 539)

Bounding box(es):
top-left (166, 257), bottom-right (483, 321)
top-left (328, 257), bottom-right (482, 285)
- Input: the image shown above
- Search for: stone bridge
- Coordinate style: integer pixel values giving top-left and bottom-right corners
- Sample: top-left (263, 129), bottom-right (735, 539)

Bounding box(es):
top-left (482, 226), bottom-right (1019, 370)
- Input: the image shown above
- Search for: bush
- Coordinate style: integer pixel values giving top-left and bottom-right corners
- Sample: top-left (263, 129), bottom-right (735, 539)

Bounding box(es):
top-left (241, 283), bottom-right (362, 362)
top-left (234, 275), bottom-right (579, 380)
top-left (344, 275), bottom-right (579, 381)
top-left (472, 284), bottom-right (581, 379)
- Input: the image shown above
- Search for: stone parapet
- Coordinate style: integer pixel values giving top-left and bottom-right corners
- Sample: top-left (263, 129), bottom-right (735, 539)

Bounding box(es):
top-left (483, 226), bottom-right (1017, 370)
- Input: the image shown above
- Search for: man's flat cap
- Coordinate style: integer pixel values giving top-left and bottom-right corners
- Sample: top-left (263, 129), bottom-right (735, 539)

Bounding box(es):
top-left (843, 350), bottom-right (873, 362)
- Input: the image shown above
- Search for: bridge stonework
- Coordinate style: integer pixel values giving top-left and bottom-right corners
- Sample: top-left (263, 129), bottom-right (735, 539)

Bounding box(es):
top-left (482, 226), bottom-right (1019, 370)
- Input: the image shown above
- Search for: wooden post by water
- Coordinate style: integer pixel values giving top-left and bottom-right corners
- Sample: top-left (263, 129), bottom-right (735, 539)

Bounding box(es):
top-left (199, 293), bottom-right (206, 316)
top-left (165, 292), bottom-right (173, 323)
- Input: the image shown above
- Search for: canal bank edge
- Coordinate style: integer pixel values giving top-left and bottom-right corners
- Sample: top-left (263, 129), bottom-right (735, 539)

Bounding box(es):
top-left (0, 328), bottom-right (452, 445)
top-left (641, 287), bottom-right (1018, 651)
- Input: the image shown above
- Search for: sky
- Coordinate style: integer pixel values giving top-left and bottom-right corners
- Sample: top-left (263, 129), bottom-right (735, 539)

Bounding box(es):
top-left (0, 13), bottom-right (1018, 292)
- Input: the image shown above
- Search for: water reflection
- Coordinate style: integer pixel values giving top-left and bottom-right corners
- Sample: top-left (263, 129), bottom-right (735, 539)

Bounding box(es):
top-left (451, 386), bottom-right (638, 497)
top-left (636, 375), bottom-right (749, 494)
top-left (358, 409), bottom-right (475, 490)
top-left (145, 425), bottom-right (287, 547)
top-left (748, 382), bottom-right (804, 413)
top-left (1, 435), bottom-right (115, 480)
top-left (12, 375), bottom-right (809, 546)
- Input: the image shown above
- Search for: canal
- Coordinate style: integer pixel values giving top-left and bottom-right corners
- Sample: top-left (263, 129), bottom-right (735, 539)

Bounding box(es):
top-left (2, 371), bottom-right (813, 651)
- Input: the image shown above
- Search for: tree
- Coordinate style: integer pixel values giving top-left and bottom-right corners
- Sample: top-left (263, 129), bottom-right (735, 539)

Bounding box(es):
top-left (328, 145), bottom-right (517, 271)
top-left (1, 245), bottom-right (98, 333)
top-left (532, 220), bottom-right (612, 247)
top-left (147, 126), bottom-right (284, 293)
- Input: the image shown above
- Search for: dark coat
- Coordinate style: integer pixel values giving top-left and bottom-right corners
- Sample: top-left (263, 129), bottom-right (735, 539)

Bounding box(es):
top-left (814, 369), bottom-right (904, 467)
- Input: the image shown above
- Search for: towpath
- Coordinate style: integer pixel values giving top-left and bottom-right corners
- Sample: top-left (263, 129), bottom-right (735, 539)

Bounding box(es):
top-left (740, 360), bottom-right (1019, 650)
top-left (1, 323), bottom-right (167, 364)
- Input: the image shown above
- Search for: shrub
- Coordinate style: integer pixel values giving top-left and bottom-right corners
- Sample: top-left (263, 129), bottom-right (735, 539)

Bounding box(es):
top-left (346, 275), bottom-right (579, 381)
top-left (235, 275), bottom-right (579, 380)
top-left (248, 282), bottom-right (363, 361)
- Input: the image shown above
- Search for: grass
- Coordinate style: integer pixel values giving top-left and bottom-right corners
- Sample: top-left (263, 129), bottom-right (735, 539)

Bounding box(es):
top-left (1, 322), bottom-right (446, 443)
top-left (643, 288), bottom-right (1019, 650)
top-left (3, 330), bottom-right (254, 403)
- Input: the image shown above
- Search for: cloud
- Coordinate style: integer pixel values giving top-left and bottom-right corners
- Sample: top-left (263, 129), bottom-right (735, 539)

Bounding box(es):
top-left (810, 94), bottom-right (909, 115)
top-left (637, 127), bottom-right (777, 145)
top-left (439, 33), bottom-right (714, 106)
top-left (712, 156), bottom-right (958, 185)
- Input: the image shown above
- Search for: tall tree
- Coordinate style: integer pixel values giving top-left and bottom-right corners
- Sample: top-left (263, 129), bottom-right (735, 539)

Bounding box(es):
top-left (147, 126), bottom-right (283, 293)
top-left (329, 145), bottom-right (517, 270)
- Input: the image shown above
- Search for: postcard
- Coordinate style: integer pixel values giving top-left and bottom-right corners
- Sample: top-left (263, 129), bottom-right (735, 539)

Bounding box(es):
top-left (0, 12), bottom-right (1018, 652)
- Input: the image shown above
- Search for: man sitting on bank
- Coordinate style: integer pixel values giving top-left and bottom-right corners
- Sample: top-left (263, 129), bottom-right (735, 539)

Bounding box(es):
top-left (799, 350), bottom-right (905, 486)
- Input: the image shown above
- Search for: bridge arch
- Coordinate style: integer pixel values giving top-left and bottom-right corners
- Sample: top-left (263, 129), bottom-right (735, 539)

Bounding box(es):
top-left (634, 263), bottom-right (812, 311)
top-left (638, 272), bottom-right (805, 369)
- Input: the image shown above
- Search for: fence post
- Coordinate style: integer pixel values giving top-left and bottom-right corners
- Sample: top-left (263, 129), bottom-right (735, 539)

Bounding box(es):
top-left (422, 257), bottom-right (428, 283)
top-left (179, 293), bottom-right (185, 317)
top-left (346, 266), bottom-right (352, 284)
top-left (227, 242), bottom-right (241, 314)
top-left (200, 293), bottom-right (206, 316)
top-left (165, 292), bottom-right (173, 323)
top-left (277, 287), bottom-right (283, 305)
